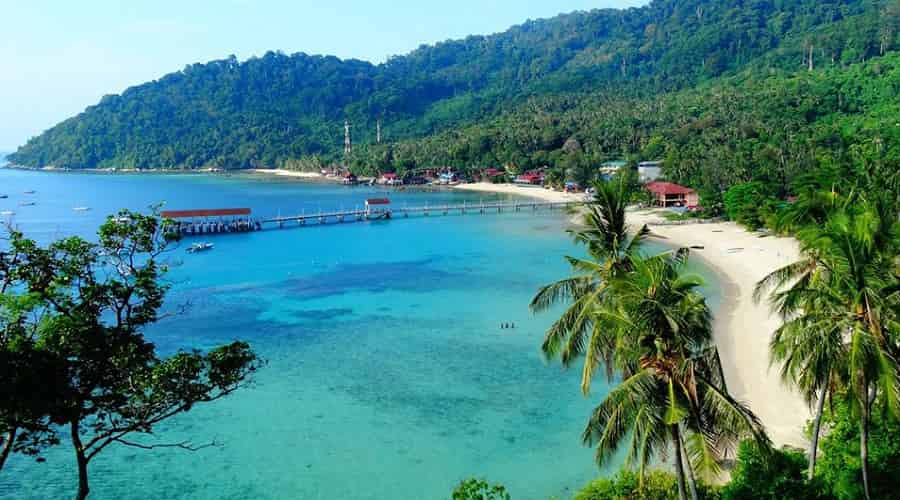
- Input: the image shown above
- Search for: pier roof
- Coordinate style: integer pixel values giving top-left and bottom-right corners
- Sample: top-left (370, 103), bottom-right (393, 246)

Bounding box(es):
top-left (161, 208), bottom-right (251, 218)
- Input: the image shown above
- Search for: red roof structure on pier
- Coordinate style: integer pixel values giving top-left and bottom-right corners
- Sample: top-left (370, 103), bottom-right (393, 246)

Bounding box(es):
top-left (161, 208), bottom-right (251, 219)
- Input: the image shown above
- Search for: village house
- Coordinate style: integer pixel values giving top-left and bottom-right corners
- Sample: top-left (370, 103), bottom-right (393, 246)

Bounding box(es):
top-left (379, 172), bottom-right (402, 185)
top-left (600, 160), bottom-right (627, 180)
top-left (645, 181), bottom-right (699, 208)
top-left (638, 161), bottom-right (663, 182)
top-left (514, 171), bottom-right (544, 185)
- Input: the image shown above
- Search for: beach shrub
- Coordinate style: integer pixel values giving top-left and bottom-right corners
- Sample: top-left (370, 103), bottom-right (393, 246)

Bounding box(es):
top-left (451, 478), bottom-right (511, 500)
top-left (721, 441), bottom-right (828, 500)
top-left (574, 470), bottom-right (719, 500)
top-left (817, 399), bottom-right (900, 500)
top-left (723, 182), bottom-right (772, 229)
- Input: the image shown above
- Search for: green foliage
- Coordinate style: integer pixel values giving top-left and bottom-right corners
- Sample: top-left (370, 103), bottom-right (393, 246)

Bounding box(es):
top-left (575, 469), bottom-right (719, 500)
top-left (0, 212), bottom-right (261, 499)
top-left (818, 398), bottom-right (900, 500)
top-left (8, 0), bottom-right (900, 187)
top-left (723, 182), bottom-right (772, 229)
top-left (722, 442), bottom-right (827, 499)
top-left (451, 478), bottom-right (511, 500)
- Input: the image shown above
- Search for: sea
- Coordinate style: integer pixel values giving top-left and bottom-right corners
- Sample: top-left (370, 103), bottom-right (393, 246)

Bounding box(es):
top-left (0, 169), bottom-right (720, 499)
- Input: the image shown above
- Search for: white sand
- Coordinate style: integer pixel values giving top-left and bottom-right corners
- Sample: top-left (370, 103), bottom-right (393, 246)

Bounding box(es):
top-left (248, 169), bottom-right (323, 179)
top-left (455, 178), bottom-right (809, 448)
top-left (628, 210), bottom-right (809, 448)
top-left (453, 182), bottom-right (587, 203)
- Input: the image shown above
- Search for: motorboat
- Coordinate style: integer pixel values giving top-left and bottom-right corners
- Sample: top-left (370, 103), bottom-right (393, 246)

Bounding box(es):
top-left (23, 190), bottom-right (35, 194)
top-left (19, 201), bottom-right (35, 207)
top-left (0, 210), bottom-right (14, 216)
top-left (187, 242), bottom-right (214, 254)
top-left (72, 206), bottom-right (91, 212)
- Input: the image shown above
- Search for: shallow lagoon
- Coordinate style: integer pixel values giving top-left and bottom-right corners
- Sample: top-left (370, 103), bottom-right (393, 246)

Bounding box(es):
top-left (0, 170), bottom-right (719, 499)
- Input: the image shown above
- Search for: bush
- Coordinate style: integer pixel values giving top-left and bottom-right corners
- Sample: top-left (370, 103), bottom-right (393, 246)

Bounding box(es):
top-left (721, 441), bottom-right (828, 499)
top-left (722, 182), bottom-right (772, 229)
top-left (451, 478), bottom-right (511, 500)
top-left (575, 469), bottom-right (719, 500)
top-left (817, 399), bottom-right (900, 500)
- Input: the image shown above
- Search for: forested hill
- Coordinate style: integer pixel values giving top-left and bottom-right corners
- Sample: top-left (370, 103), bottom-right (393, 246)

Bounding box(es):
top-left (8, 0), bottom-right (900, 171)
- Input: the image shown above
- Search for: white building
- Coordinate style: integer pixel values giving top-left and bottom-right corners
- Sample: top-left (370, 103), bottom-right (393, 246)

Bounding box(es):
top-left (638, 161), bottom-right (663, 182)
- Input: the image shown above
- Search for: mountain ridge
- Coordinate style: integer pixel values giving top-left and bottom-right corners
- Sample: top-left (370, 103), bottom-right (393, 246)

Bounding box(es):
top-left (9, 0), bottom-right (899, 177)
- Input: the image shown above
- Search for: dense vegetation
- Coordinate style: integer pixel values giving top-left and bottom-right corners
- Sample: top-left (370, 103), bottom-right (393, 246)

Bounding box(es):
top-left (519, 175), bottom-right (900, 499)
top-left (0, 213), bottom-right (260, 499)
top-left (10, 0), bottom-right (900, 200)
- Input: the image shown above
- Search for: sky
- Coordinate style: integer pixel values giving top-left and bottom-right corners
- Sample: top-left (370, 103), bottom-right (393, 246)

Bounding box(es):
top-left (0, 0), bottom-right (645, 151)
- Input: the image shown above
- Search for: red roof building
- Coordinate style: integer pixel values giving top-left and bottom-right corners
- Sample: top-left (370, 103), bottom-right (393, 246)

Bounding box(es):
top-left (645, 181), bottom-right (699, 208)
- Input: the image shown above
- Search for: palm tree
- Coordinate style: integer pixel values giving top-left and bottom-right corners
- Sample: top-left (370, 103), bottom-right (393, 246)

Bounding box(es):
top-left (530, 177), bottom-right (649, 393)
top-left (755, 198), bottom-right (900, 499)
top-left (584, 251), bottom-right (769, 500)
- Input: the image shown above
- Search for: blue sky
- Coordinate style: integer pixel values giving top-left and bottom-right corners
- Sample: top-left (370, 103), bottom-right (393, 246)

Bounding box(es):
top-left (0, 0), bottom-right (645, 150)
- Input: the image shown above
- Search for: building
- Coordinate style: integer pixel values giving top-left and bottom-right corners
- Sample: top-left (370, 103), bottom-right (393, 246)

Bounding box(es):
top-left (438, 171), bottom-right (459, 184)
top-left (514, 171), bottom-right (544, 185)
top-left (645, 181), bottom-right (699, 208)
top-left (638, 161), bottom-right (663, 182)
top-left (600, 160), bottom-right (627, 180)
top-left (365, 198), bottom-right (392, 219)
top-left (379, 173), bottom-right (402, 186)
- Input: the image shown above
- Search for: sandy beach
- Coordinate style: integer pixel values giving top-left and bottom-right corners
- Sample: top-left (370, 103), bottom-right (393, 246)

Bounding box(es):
top-left (453, 182), bottom-right (587, 203)
top-left (454, 180), bottom-right (810, 448)
top-left (248, 168), bottom-right (324, 179)
top-left (627, 210), bottom-right (809, 448)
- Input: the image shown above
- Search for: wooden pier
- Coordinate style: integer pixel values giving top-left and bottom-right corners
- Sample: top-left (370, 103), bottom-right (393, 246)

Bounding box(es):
top-left (260, 200), bottom-right (577, 228)
top-left (166, 199), bottom-right (580, 237)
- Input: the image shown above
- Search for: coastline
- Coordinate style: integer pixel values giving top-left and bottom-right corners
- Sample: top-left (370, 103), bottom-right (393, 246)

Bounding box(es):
top-left (454, 179), bottom-right (809, 448)
top-left (247, 168), bottom-right (323, 179)
top-left (627, 210), bottom-right (809, 448)
top-left (453, 182), bottom-right (587, 203)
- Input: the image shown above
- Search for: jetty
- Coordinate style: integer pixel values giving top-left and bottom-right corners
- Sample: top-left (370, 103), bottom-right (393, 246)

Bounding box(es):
top-left (164, 198), bottom-right (579, 236)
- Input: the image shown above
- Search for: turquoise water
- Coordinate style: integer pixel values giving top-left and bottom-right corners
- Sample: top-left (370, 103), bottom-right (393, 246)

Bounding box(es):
top-left (0, 170), bottom-right (719, 499)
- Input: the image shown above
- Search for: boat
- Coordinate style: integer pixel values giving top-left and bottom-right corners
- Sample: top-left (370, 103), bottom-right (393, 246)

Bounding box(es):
top-left (23, 190), bottom-right (35, 194)
top-left (19, 202), bottom-right (35, 207)
top-left (186, 242), bottom-right (214, 254)
top-left (72, 207), bottom-right (91, 212)
top-left (0, 194), bottom-right (7, 199)
top-left (0, 210), bottom-right (14, 216)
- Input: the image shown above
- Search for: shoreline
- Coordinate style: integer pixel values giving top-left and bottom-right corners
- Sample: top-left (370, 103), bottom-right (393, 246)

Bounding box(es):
top-left (627, 210), bottom-right (809, 448)
top-left (442, 177), bottom-right (810, 448)
top-left (452, 182), bottom-right (587, 203)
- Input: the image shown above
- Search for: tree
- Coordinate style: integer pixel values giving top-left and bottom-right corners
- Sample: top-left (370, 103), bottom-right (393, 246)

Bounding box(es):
top-left (2, 211), bottom-right (261, 499)
top-left (721, 441), bottom-right (825, 499)
top-left (723, 182), bottom-right (772, 229)
top-left (583, 251), bottom-right (768, 500)
top-left (818, 396), bottom-right (900, 499)
top-left (451, 478), bottom-right (511, 500)
top-left (755, 197), bottom-right (900, 499)
top-left (531, 176), bottom-right (648, 394)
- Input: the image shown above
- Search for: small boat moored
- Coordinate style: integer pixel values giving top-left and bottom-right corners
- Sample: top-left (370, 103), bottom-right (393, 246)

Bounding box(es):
top-left (186, 242), bottom-right (214, 254)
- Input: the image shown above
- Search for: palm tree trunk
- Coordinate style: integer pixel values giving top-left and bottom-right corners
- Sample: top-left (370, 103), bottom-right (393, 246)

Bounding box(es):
top-left (671, 425), bottom-right (688, 500)
top-left (860, 382), bottom-right (872, 500)
top-left (0, 427), bottom-right (17, 471)
top-left (679, 430), bottom-right (700, 500)
top-left (808, 384), bottom-right (828, 480)
top-left (71, 422), bottom-right (90, 500)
